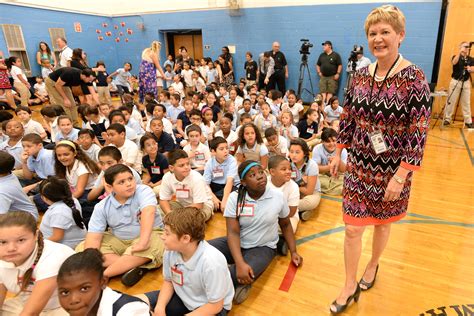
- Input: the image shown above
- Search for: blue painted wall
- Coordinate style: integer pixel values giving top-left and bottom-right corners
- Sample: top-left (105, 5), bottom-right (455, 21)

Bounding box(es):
top-left (1, 2), bottom-right (442, 101)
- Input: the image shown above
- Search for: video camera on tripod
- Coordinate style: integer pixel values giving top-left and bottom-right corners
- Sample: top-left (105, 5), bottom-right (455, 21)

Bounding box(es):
top-left (299, 39), bottom-right (313, 55)
top-left (297, 39), bottom-right (315, 99)
top-left (348, 45), bottom-right (364, 72)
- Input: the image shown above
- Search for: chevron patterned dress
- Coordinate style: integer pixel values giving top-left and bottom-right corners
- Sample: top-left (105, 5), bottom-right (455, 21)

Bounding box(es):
top-left (336, 65), bottom-right (431, 226)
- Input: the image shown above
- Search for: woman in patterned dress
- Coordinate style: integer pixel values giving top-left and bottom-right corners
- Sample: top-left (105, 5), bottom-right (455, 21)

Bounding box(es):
top-left (139, 41), bottom-right (166, 103)
top-left (328, 5), bottom-right (431, 314)
top-left (0, 50), bottom-right (17, 110)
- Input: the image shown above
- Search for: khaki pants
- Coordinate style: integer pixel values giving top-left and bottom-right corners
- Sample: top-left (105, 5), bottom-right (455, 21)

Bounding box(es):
top-left (152, 185), bottom-right (161, 197)
top-left (306, 137), bottom-right (321, 149)
top-left (444, 78), bottom-right (472, 124)
top-left (97, 86), bottom-right (111, 104)
top-left (1, 296), bottom-right (68, 316)
top-left (319, 174), bottom-right (344, 196)
top-left (45, 77), bottom-right (79, 127)
top-left (299, 192), bottom-right (321, 212)
top-left (13, 82), bottom-right (31, 106)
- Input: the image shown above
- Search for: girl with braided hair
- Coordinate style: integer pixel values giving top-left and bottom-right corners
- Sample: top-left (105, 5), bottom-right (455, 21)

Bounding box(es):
top-left (209, 160), bottom-right (303, 305)
top-left (0, 211), bottom-right (74, 315)
top-left (39, 176), bottom-right (87, 249)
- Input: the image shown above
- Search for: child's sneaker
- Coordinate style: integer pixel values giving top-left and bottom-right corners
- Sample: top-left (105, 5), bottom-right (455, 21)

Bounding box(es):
top-left (234, 284), bottom-right (252, 305)
top-left (121, 267), bottom-right (147, 286)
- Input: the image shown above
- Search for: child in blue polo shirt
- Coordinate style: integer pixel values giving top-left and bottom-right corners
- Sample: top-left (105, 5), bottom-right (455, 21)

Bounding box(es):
top-left (0, 151), bottom-right (38, 219)
top-left (209, 160), bottom-right (303, 305)
top-left (81, 164), bottom-right (165, 287)
top-left (144, 207), bottom-right (234, 315)
top-left (54, 115), bottom-right (79, 142)
top-left (203, 137), bottom-right (239, 212)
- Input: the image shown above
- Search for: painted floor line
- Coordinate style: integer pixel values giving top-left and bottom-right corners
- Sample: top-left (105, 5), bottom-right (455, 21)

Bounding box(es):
top-left (460, 129), bottom-right (474, 166)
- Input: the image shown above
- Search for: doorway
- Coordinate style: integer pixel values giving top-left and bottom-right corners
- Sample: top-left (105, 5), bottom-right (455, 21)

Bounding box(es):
top-left (164, 30), bottom-right (203, 61)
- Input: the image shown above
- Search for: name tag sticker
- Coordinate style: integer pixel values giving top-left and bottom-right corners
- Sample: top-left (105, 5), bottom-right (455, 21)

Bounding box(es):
top-left (306, 128), bottom-right (314, 134)
top-left (171, 266), bottom-right (184, 286)
top-left (151, 166), bottom-right (161, 174)
top-left (213, 167), bottom-right (224, 178)
top-left (176, 188), bottom-right (190, 199)
top-left (239, 203), bottom-right (255, 217)
top-left (369, 130), bottom-right (388, 155)
top-left (195, 153), bottom-right (205, 161)
top-left (291, 171), bottom-right (297, 179)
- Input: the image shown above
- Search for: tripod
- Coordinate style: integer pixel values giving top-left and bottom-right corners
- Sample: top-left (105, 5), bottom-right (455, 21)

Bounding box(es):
top-left (297, 54), bottom-right (315, 101)
top-left (344, 60), bottom-right (357, 97)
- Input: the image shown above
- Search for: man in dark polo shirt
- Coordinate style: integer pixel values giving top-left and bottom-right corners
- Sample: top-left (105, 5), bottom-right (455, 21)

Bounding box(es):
top-left (316, 40), bottom-right (342, 104)
top-left (268, 42), bottom-right (288, 93)
top-left (45, 67), bottom-right (96, 127)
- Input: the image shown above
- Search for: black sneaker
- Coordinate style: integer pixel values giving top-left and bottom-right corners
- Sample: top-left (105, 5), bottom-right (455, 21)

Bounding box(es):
top-left (121, 267), bottom-right (147, 286)
top-left (443, 120), bottom-right (450, 126)
top-left (234, 284), bottom-right (252, 304)
top-left (465, 123), bottom-right (473, 129)
top-left (277, 235), bottom-right (288, 256)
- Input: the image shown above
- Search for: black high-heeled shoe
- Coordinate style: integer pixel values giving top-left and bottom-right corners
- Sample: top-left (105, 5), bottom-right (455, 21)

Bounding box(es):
top-left (359, 264), bottom-right (379, 291)
top-left (329, 284), bottom-right (361, 314)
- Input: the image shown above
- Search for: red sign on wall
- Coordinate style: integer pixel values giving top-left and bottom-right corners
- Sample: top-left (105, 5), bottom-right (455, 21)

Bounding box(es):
top-left (74, 22), bottom-right (82, 33)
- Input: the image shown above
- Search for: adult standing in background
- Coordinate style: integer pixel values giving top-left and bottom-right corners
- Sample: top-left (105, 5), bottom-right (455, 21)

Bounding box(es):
top-left (218, 54), bottom-right (234, 87)
top-left (0, 50), bottom-right (17, 110)
top-left (222, 46), bottom-right (234, 71)
top-left (36, 42), bottom-right (57, 78)
top-left (316, 40), bottom-right (342, 105)
top-left (68, 48), bottom-right (101, 105)
top-left (269, 42), bottom-right (288, 93)
top-left (258, 51), bottom-right (275, 91)
top-left (139, 41), bottom-right (166, 103)
top-left (174, 46), bottom-right (194, 74)
top-left (443, 41), bottom-right (473, 129)
top-left (328, 5), bottom-right (431, 314)
top-left (56, 37), bottom-right (73, 68)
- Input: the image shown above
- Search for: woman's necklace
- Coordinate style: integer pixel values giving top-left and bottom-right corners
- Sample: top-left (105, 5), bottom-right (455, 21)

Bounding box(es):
top-left (374, 54), bottom-right (403, 82)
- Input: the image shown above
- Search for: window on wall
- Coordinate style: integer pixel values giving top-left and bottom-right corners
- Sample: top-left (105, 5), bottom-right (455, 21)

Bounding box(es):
top-left (1, 24), bottom-right (31, 76)
top-left (49, 27), bottom-right (66, 63)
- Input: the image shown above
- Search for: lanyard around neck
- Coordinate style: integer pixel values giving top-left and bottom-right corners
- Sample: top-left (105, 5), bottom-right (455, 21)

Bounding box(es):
top-left (369, 54), bottom-right (400, 105)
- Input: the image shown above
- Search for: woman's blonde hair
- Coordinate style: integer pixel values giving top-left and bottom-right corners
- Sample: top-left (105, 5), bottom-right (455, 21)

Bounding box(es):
top-left (142, 41), bottom-right (161, 59)
top-left (364, 5), bottom-right (406, 35)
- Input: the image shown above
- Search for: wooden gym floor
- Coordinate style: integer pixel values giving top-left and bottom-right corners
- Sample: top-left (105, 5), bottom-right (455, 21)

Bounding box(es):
top-left (27, 106), bottom-right (474, 315)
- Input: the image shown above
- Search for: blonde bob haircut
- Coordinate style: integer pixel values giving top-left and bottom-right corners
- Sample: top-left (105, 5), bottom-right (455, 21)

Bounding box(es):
top-left (364, 5), bottom-right (406, 36)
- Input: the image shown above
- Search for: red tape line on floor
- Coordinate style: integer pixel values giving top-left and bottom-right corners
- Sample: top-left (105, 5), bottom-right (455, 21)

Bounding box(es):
top-left (279, 263), bottom-right (298, 292)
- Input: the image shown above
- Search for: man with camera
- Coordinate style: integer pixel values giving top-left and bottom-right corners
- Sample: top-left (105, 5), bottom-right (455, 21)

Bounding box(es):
top-left (443, 41), bottom-right (473, 129)
top-left (346, 46), bottom-right (371, 73)
top-left (268, 42), bottom-right (288, 94)
top-left (316, 40), bottom-right (342, 104)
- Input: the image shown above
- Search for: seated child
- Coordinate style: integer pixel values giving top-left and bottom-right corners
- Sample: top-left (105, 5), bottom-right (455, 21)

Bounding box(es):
top-left (81, 164), bottom-right (165, 286)
top-left (176, 98), bottom-right (193, 141)
top-left (0, 151), bottom-right (38, 219)
top-left (297, 109), bottom-right (320, 148)
top-left (311, 128), bottom-right (347, 195)
top-left (0, 120), bottom-right (24, 169)
top-left (144, 207), bottom-right (234, 315)
top-left (268, 89), bottom-right (283, 117)
top-left (109, 111), bottom-right (138, 143)
top-left (281, 91), bottom-right (304, 124)
top-left (39, 176), bottom-right (87, 249)
top-left (85, 105), bottom-right (109, 145)
top-left (201, 106), bottom-right (216, 142)
top-left (235, 123), bottom-right (269, 169)
top-left (78, 128), bottom-right (101, 161)
top-left (234, 113), bottom-right (252, 139)
top-left (253, 102), bottom-right (277, 139)
top-left (145, 102), bottom-right (174, 138)
top-left (15, 106), bottom-right (47, 140)
top-left (57, 248), bottom-right (151, 315)
top-left (149, 118), bottom-right (176, 157)
top-left (140, 133), bottom-right (169, 197)
top-left (279, 110), bottom-right (299, 148)
top-left (264, 127), bottom-right (288, 158)
top-left (119, 105), bottom-right (144, 136)
top-left (289, 139), bottom-right (321, 221)
top-left (122, 93), bottom-right (145, 127)
top-left (40, 105), bottom-right (64, 144)
top-left (0, 211), bottom-right (74, 315)
top-left (268, 155), bottom-right (300, 254)
top-left (209, 161), bottom-right (302, 304)
top-left (28, 76), bottom-right (49, 105)
top-left (324, 96), bottom-right (343, 130)
top-left (183, 125), bottom-right (210, 172)
top-left (203, 137), bottom-right (239, 212)
top-left (55, 115), bottom-right (79, 142)
top-left (238, 99), bottom-right (258, 122)
top-left (214, 113), bottom-right (238, 153)
top-left (159, 149), bottom-right (214, 221)
top-left (168, 93), bottom-right (184, 124)
top-left (158, 90), bottom-right (172, 112)
top-left (164, 64), bottom-right (175, 89)
top-left (87, 146), bottom-right (142, 203)
top-left (106, 123), bottom-right (142, 173)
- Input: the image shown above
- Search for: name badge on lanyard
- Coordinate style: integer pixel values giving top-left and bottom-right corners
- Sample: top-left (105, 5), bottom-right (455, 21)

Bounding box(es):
top-left (238, 203), bottom-right (255, 217)
top-left (171, 266), bottom-right (184, 286)
top-left (369, 130), bottom-right (388, 154)
top-left (291, 170), bottom-right (297, 179)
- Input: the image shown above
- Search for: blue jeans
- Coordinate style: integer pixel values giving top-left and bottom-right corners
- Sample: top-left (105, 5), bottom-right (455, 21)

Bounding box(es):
top-left (144, 291), bottom-right (228, 316)
top-left (208, 237), bottom-right (276, 287)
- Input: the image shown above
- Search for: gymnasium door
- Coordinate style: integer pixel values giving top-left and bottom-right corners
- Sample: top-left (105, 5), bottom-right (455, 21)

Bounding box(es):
top-left (165, 31), bottom-right (203, 61)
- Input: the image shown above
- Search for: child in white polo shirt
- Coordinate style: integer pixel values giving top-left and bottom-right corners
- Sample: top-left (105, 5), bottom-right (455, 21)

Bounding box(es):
top-left (106, 123), bottom-right (142, 173)
top-left (58, 249), bottom-right (151, 315)
top-left (203, 137), bottom-right (239, 212)
top-left (81, 164), bottom-right (165, 287)
top-left (0, 211), bottom-right (74, 315)
top-left (15, 106), bottom-right (47, 140)
top-left (183, 125), bottom-right (210, 172)
top-left (159, 149), bottom-right (214, 221)
top-left (144, 207), bottom-right (234, 315)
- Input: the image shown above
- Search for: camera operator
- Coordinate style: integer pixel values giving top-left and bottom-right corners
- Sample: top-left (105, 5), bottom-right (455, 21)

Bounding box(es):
top-left (346, 46), bottom-right (371, 73)
top-left (316, 40), bottom-right (342, 104)
top-left (443, 41), bottom-right (473, 129)
top-left (258, 51), bottom-right (275, 91)
top-left (268, 41), bottom-right (288, 93)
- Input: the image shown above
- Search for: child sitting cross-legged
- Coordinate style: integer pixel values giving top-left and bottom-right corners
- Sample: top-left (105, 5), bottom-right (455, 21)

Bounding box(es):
top-left (57, 248), bottom-right (151, 315)
top-left (203, 137), bottom-right (239, 212)
top-left (159, 149), bottom-right (214, 221)
top-left (140, 133), bottom-right (169, 197)
top-left (79, 164), bottom-right (165, 287)
top-left (142, 207), bottom-right (234, 316)
top-left (183, 125), bottom-right (210, 173)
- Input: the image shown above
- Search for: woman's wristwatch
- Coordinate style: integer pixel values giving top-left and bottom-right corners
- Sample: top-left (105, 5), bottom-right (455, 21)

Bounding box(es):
top-left (392, 174), bottom-right (406, 184)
